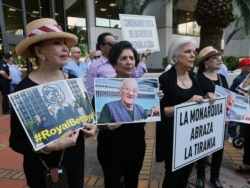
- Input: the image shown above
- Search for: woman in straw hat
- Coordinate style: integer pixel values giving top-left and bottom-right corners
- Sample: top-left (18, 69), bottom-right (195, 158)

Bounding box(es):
top-left (9, 18), bottom-right (96, 188)
top-left (196, 46), bottom-right (228, 188)
top-left (156, 36), bottom-right (217, 188)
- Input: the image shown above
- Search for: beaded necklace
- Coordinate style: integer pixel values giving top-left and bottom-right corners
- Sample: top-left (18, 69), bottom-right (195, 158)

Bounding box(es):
top-left (210, 74), bottom-right (223, 87)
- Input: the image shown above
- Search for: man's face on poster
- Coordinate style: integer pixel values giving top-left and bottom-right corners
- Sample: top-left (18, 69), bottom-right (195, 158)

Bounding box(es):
top-left (120, 80), bottom-right (138, 106)
top-left (226, 92), bottom-right (235, 113)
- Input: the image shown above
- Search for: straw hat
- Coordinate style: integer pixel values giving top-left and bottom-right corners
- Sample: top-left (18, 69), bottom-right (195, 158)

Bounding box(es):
top-left (15, 18), bottom-right (78, 58)
top-left (197, 46), bottom-right (220, 64)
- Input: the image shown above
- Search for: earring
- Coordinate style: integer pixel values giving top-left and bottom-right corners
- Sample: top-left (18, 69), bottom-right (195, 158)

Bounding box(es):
top-left (39, 55), bottom-right (46, 62)
top-left (205, 64), bottom-right (208, 69)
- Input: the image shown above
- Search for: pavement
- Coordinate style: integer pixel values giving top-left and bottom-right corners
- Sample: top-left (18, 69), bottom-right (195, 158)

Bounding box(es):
top-left (1, 114), bottom-right (250, 188)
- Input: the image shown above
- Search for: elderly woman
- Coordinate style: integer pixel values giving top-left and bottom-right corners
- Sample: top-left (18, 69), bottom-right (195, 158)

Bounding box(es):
top-left (96, 41), bottom-right (163, 188)
top-left (9, 18), bottom-right (96, 188)
top-left (196, 46), bottom-right (228, 188)
top-left (156, 37), bottom-right (216, 188)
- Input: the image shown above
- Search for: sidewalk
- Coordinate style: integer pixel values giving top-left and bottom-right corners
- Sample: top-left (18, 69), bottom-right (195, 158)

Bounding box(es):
top-left (0, 115), bottom-right (250, 188)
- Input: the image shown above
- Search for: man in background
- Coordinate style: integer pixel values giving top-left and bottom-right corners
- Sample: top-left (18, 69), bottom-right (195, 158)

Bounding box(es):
top-left (0, 53), bottom-right (12, 114)
top-left (85, 49), bottom-right (95, 68)
top-left (62, 46), bottom-right (88, 82)
top-left (7, 56), bottom-right (22, 92)
top-left (94, 50), bottom-right (102, 60)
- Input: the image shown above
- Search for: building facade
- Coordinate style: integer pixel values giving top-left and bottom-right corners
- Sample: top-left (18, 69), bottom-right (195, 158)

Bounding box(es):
top-left (0, 0), bottom-right (246, 71)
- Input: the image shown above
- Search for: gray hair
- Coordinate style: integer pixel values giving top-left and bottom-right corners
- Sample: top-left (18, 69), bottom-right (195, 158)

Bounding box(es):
top-left (167, 36), bottom-right (197, 65)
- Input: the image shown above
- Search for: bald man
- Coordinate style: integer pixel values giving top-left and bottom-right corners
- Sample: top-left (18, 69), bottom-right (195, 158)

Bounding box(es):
top-left (62, 46), bottom-right (88, 81)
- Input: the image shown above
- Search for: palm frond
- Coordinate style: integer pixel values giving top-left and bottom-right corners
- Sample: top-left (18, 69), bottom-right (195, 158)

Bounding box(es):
top-left (234, 0), bottom-right (250, 35)
top-left (226, 27), bottom-right (241, 44)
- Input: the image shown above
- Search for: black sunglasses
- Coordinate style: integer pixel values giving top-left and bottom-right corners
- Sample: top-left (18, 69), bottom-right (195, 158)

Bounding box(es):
top-left (103, 41), bottom-right (118, 47)
top-left (94, 56), bottom-right (100, 59)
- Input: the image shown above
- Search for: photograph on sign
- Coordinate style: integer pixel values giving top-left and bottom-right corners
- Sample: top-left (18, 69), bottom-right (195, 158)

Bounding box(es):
top-left (236, 73), bottom-right (250, 97)
top-left (8, 78), bottom-right (95, 151)
top-left (119, 14), bottom-right (160, 53)
top-left (94, 78), bottom-right (161, 125)
top-left (215, 85), bottom-right (250, 123)
top-left (172, 97), bottom-right (226, 171)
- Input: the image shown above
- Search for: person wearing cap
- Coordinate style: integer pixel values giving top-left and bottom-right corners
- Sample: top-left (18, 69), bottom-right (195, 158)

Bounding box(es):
top-left (0, 53), bottom-right (12, 114)
top-left (231, 58), bottom-right (250, 181)
top-left (9, 18), bottom-right (96, 188)
top-left (85, 32), bottom-right (151, 100)
top-left (156, 37), bottom-right (216, 188)
top-left (226, 58), bottom-right (250, 145)
top-left (196, 46), bottom-right (228, 188)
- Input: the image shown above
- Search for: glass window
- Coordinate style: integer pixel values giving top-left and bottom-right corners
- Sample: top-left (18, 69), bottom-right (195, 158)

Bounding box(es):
top-left (25, 0), bottom-right (40, 15)
top-left (3, 5), bottom-right (23, 34)
top-left (66, 0), bottom-right (87, 45)
top-left (173, 9), bottom-right (200, 36)
top-left (2, 0), bottom-right (21, 9)
top-left (95, 0), bottom-right (123, 28)
top-left (55, 0), bottom-right (65, 27)
top-left (40, 0), bottom-right (50, 18)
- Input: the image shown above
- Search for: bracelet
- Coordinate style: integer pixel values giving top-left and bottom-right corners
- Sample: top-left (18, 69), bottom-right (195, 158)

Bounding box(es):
top-left (141, 53), bottom-right (148, 59)
top-left (40, 148), bottom-right (51, 154)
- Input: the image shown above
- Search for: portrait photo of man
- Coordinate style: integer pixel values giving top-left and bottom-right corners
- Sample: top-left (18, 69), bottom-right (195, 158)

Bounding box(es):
top-left (95, 78), bottom-right (161, 125)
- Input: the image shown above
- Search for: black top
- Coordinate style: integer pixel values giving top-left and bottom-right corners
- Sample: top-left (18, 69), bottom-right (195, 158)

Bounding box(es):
top-left (156, 66), bottom-right (203, 162)
top-left (196, 72), bottom-right (229, 93)
top-left (9, 74), bottom-right (84, 167)
top-left (0, 59), bottom-right (10, 82)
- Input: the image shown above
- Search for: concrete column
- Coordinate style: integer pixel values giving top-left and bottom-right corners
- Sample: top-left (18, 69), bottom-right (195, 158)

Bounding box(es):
top-left (85, 0), bottom-right (97, 50)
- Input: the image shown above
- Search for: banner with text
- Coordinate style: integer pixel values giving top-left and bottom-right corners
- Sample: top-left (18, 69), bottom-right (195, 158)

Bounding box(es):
top-left (8, 78), bottom-right (95, 151)
top-left (172, 97), bottom-right (226, 171)
top-left (119, 14), bottom-right (160, 53)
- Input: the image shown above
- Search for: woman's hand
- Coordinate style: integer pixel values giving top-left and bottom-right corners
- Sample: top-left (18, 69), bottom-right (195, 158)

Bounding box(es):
top-left (151, 105), bottom-right (160, 116)
top-left (42, 130), bottom-right (80, 153)
top-left (81, 123), bottom-right (97, 138)
top-left (188, 95), bottom-right (204, 104)
top-left (99, 123), bottom-right (122, 131)
top-left (206, 92), bottom-right (217, 104)
top-left (157, 89), bottom-right (164, 100)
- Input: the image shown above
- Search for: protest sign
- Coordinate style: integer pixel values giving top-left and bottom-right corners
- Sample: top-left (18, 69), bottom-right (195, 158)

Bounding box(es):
top-left (172, 97), bottom-right (226, 171)
top-left (8, 78), bottom-right (95, 151)
top-left (119, 14), bottom-right (160, 53)
top-left (94, 78), bottom-right (160, 125)
top-left (236, 73), bottom-right (250, 97)
top-left (215, 85), bottom-right (250, 123)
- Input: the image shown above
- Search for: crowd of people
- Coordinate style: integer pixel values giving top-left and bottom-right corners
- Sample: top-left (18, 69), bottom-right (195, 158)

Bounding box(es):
top-left (2, 17), bottom-right (250, 188)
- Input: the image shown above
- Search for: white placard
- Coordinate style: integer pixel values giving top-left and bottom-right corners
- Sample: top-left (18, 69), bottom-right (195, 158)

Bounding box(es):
top-left (172, 97), bottom-right (226, 171)
top-left (119, 14), bottom-right (160, 53)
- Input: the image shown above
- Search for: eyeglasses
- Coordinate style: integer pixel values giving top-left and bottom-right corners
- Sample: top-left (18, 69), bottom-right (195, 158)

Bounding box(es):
top-left (73, 51), bottom-right (82, 54)
top-left (122, 87), bottom-right (138, 94)
top-left (94, 56), bottom-right (100, 59)
top-left (103, 41), bottom-right (118, 47)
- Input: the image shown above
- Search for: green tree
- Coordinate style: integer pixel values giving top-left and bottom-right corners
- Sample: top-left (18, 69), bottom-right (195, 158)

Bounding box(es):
top-left (67, 25), bottom-right (88, 56)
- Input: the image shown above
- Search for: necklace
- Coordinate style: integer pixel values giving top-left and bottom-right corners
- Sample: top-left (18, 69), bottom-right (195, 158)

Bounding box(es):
top-left (177, 74), bottom-right (188, 87)
top-left (210, 74), bottom-right (223, 86)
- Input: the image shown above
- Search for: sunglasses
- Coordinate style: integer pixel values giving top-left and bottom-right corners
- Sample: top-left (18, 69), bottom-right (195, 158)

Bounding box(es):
top-left (103, 41), bottom-right (118, 47)
top-left (94, 56), bottom-right (100, 59)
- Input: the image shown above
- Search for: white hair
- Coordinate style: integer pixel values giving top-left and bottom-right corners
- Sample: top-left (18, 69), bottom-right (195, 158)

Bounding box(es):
top-left (167, 36), bottom-right (197, 65)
